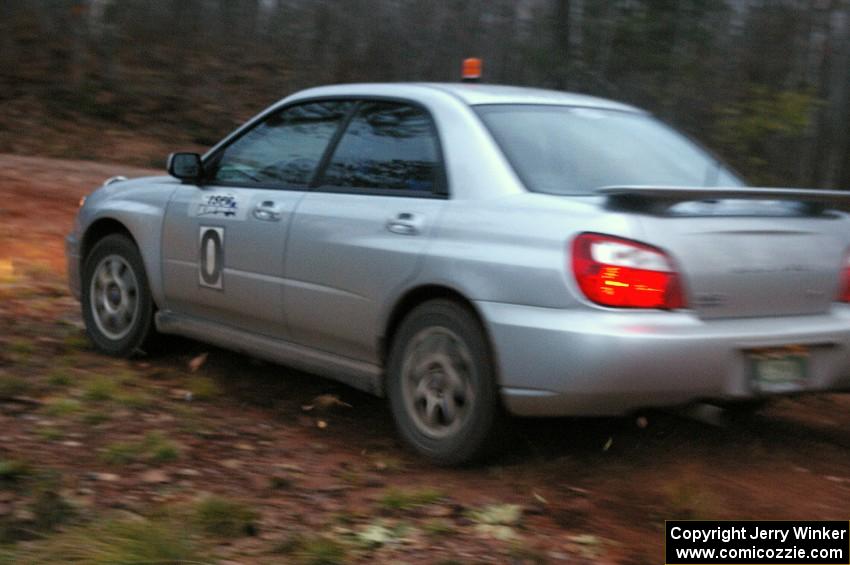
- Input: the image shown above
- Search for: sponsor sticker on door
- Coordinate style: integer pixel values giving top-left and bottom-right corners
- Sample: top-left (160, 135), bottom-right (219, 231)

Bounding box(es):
top-left (192, 193), bottom-right (246, 220)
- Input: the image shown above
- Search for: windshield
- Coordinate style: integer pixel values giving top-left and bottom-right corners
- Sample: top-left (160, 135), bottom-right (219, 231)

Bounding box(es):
top-left (476, 105), bottom-right (744, 195)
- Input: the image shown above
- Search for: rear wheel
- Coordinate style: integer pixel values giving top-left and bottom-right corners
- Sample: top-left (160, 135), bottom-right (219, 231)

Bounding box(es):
top-left (387, 299), bottom-right (501, 465)
top-left (81, 234), bottom-right (158, 356)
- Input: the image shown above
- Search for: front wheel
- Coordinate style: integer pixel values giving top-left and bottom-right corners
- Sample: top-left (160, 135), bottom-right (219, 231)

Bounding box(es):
top-left (387, 299), bottom-right (502, 465)
top-left (81, 234), bottom-right (158, 357)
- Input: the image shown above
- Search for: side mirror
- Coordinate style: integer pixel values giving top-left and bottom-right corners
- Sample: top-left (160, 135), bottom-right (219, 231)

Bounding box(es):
top-left (167, 152), bottom-right (203, 182)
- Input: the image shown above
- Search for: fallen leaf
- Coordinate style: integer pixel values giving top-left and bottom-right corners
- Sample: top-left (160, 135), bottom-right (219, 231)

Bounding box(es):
top-left (302, 394), bottom-right (352, 412)
top-left (570, 534), bottom-right (600, 545)
top-left (358, 524), bottom-right (394, 546)
top-left (0, 259), bottom-right (14, 282)
top-left (169, 389), bottom-right (191, 400)
top-left (188, 352), bottom-right (208, 372)
top-left (469, 503), bottom-right (523, 526)
top-left (569, 533), bottom-right (606, 558)
top-left (356, 522), bottom-right (410, 547)
top-left (424, 504), bottom-right (452, 517)
top-left (474, 523), bottom-right (517, 541)
top-left (275, 463), bottom-right (304, 473)
top-left (220, 459), bottom-right (242, 469)
top-left (14, 509), bottom-right (35, 523)
top-left (140, 469), bottom-right (169, 484)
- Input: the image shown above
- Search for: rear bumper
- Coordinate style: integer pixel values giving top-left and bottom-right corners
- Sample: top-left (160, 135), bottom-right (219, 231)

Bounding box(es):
top-left (65, 234), bottom-right (81, 300)
top-left (476, 301), bottom-right (850, 417)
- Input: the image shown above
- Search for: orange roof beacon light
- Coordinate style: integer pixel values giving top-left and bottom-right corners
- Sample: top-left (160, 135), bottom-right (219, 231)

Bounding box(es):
top-left (461, 58), bottom-right (482, 82)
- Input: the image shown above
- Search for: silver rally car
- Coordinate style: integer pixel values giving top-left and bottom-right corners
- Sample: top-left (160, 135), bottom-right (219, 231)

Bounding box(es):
top-left (66, 82), bottom-right (850, 464)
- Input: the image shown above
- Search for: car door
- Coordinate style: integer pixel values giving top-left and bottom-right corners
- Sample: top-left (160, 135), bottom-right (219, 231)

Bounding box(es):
top-left (161, 101), bottom-right (354, 338)
top-left (284, 100), bottom-right (448, 363)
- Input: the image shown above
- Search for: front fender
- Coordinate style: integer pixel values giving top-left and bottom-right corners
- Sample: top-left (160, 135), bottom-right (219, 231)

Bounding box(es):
top-left (78, 178), bottom-right (179, 307)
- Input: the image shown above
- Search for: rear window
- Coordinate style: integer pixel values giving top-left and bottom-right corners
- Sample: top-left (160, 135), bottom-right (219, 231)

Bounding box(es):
top-left (476, 105), bottom-right (743, 195)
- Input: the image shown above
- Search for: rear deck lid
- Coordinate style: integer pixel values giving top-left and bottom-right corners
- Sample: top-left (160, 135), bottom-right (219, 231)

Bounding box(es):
top-left (599, 186), bottom-right (850, 319)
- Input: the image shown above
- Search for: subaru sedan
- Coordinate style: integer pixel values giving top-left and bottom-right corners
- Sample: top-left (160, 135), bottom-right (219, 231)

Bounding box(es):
top-left (66, 83), bottom-right (850, 464)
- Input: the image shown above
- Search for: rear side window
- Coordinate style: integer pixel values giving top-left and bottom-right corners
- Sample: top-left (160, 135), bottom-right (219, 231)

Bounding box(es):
top-left (209, 101), bottom-right (353, 188)
top-left (319, 102), bottom-right (441, 193)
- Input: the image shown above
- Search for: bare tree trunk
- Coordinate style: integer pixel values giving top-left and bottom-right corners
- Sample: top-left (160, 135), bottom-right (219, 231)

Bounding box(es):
top-left (553, 0), bottom-right (570, 90)
top-left (170, 0), bottom-right (192, 98)
top-left (796, 1), bottom-right (828, 186)
top-left (38, 0), bottom-right (69, 90)
top-left (722, 0), bottom-right (754, 91)
top-left (0, 0), bottom-right (17, 80)
top-left (822, 3), bottom-right (850, 188)
top-left (594, 1), bottom-right (617, 93)
top-left (785, 0), bottom-right (812, 90)
top-left (330, 1), bottom-right (359, 83)
top-left (664, 0), bottom-right (696, 122)
top-left (90, 0), bottom-right (120, 93)
top-left (68, 0), bottom-right (89, 91)
top-left (311, 1), bottom-right (332, 83)
top-left (568, 0), bottom-right (583, 89)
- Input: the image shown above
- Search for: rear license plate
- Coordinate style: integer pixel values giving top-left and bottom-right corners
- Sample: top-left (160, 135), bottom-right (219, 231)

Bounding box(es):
top-left (749, 347), bottom-right (808, 392)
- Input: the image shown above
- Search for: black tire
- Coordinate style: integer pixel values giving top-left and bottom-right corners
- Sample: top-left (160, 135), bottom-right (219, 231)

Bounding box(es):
top-left (81, 233), bottom-right (158, 357)
top-left (387, 299), bottom-right (502, 465)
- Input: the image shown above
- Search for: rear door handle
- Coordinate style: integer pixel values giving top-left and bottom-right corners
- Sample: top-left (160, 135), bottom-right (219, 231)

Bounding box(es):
top-left (386, 212), bottom-right (423, 235)
top-left (253, 201), bottom-right (282, 222)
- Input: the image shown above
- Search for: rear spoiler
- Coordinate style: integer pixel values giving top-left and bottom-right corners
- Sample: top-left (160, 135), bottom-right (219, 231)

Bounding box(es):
top-left (598, 186), bottom-right (850, 214)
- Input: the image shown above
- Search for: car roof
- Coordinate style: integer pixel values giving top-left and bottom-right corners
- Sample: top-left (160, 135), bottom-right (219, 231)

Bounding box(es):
top-left (419, 83), bottom-right (641, 112)
top-left (283, 82), bottom-right (643, 113)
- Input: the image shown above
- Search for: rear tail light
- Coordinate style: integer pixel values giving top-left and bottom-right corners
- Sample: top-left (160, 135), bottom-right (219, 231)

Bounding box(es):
top-left (571, 233), bottom-right (686, 309)
top-left (839, 252), bottom-right (850, 303)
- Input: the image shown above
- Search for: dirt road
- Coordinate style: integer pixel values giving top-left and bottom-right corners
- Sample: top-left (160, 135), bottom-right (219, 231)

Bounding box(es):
top-left (2, 154), bottom-right (850, 563)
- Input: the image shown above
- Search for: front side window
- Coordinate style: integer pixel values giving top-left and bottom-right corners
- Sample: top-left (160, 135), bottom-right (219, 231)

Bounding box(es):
top-left (320, 102), bottom-right (441, 193)
top-left (476, 105), bottom-right (744, 195)
top-left (209, 101), bottom-right (353, 187)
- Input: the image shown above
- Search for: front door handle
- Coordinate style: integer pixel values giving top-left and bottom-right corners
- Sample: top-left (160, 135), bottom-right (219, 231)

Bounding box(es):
top-left (253, 201), bottom-right (282, 222)
top-left (386, 212), bottom-right (423, 235)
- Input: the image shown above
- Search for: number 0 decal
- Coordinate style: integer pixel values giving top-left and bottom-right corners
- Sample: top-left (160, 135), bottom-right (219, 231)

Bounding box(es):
top-left (199, 226), bottom-right (224, 289)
